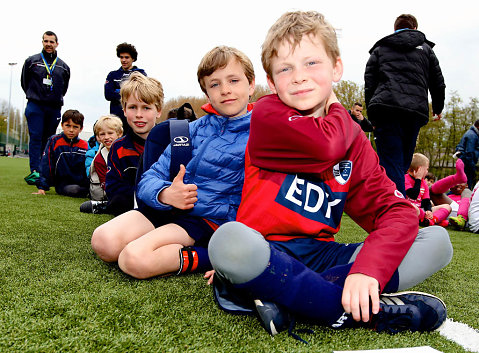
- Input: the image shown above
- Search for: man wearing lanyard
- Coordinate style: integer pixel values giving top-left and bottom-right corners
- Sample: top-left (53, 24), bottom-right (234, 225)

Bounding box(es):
top-left (21, 31), bottom-right (71, 184)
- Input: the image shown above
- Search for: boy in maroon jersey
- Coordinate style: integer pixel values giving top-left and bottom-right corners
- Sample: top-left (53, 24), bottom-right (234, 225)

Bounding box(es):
top-left (207, 11), bottom-right (452, 336)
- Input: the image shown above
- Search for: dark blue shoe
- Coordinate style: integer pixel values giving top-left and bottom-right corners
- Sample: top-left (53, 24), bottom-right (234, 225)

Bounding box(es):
top-left (376, 291), bottom-right (447, 333)
top-left (254, 299), bottom-right (291, 336)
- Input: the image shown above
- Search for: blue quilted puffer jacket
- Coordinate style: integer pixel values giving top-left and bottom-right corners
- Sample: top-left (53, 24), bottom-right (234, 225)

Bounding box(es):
top-left (137, 106), bottom-right (251, 225)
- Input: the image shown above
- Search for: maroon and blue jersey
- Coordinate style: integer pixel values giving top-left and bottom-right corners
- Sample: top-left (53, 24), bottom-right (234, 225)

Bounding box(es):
top-left (237, 94), bottom-right (418, 291)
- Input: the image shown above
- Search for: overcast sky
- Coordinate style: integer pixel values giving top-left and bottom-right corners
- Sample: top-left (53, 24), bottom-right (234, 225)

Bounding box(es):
top-left (1, 0), bottom-right (478, 134)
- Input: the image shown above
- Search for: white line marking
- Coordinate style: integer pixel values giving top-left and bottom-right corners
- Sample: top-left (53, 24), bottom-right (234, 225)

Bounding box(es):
top-left (438, 318), bottom-right (479, 352)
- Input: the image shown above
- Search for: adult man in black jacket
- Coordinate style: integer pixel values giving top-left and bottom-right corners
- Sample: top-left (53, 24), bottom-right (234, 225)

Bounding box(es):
top-left (364, 14), bottom-right (445, 196)
top-left (21, 31), bottom-right (70, 183)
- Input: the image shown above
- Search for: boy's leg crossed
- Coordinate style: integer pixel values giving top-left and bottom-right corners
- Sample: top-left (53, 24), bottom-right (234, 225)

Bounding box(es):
top-left (91, 210), bottom-right (156, 262)
top-left (209, 222), bottom-right (355, 327)
top-left (118, 223), bottom-right (195, 279)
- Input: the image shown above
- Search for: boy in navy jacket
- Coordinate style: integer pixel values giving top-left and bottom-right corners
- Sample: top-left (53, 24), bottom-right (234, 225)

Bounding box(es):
top-left (33, 109), bottom-right (88, 197)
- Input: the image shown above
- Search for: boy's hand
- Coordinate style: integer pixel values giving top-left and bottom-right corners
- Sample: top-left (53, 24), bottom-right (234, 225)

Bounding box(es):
top-left (204, 270), bottom-right (215, 285)
top-left (32, 189), bottom-right (46, 195)
top-left (325, 90), bottom-right (340, 115)
top-left (425, 210), bottom-right (434, 220)
top-left (412, 166), bottom-right (428, 180)
top-left (158, 164), bottom-right (198, 209)
top-left (342, 273), bottom-right (380, 323)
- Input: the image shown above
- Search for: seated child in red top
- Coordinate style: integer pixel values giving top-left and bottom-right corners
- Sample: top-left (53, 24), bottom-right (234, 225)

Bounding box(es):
top-left (207, 11), bottom-right (452, 337)
top-left (88, 114), bottom-right (123, 201)
top-left (405, 153), bottom-right (451, 227)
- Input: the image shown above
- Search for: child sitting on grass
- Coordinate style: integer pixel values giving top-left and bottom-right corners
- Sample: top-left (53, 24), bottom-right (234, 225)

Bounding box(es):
top-left (82, 73), bottom-right (159, 215)
top-left (405, 153), bottom-right (451, 227)
top-left (91, 46), bottom-right (255, 279)
top-left (33, 109), bottom-right (88, 197)
top-left (207, 11), bottom-right (451, 338)
top-left (81, 115), bottom-right (123, 206)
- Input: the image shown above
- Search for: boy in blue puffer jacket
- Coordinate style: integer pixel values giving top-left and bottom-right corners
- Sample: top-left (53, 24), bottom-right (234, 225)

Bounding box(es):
top-left (91, 46), bottom-right (255, 279)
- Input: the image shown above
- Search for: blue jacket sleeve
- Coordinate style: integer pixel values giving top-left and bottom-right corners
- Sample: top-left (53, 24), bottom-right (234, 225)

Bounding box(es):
top-left (104, 71), bottom-right (120, 102)
top-left (85, 144), bottom-right (99, 177)
top-left (137, 145), bottom-right (173, 210)
top-left (36, 137), bottom-right (55, 190)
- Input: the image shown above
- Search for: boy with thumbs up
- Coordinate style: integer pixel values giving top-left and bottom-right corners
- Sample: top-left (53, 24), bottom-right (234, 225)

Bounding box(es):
top-left (91, 46), bottom-right (255, 279)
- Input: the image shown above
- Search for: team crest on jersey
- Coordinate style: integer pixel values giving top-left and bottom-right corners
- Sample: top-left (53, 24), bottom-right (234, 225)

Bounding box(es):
top-left (333, 160), bottom-right (353, 185)
top-left (275, 174), bottom-right (347, 227)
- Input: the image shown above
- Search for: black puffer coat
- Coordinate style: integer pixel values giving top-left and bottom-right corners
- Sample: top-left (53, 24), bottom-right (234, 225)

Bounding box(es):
top-left (364, 30), bottom-right (445, 126)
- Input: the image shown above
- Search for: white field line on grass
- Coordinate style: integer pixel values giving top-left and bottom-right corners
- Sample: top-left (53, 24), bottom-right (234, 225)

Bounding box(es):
top-left (438, 318), bottom-right (479, 352)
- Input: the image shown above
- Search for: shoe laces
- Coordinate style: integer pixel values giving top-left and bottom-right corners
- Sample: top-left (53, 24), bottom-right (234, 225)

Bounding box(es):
top-left (376, 305), bottom-right (414, 334)
top-left (286, 318), bottom-right (314, 344)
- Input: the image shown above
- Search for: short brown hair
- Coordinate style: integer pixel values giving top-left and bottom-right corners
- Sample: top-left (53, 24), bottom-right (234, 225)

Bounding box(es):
top-left (61, 109), bottom-right (84, 127)
top-left (394, 14), bottom-right (418, 31)
top-left (120, 72), bottom-right (164, 112)
top-left (261, 11), bottom-right (340, 79)
top-left (409, 153), bottom-right (429, 172)
top-left (197, 46), bottom-right (255, 94)
top-left (94, 115), bottom-right (123, 136)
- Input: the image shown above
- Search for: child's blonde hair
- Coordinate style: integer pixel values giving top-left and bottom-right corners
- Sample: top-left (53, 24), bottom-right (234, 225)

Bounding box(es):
top-left (261, 11), bottom-right (340, 80)
top-left (94, 114), bottom-right (123, 136)
top-left (409, 153), bottom-right (429, 172)
top-left (120, 72), bottom-right (164, 112)
top-left (197, 46), bottom-right (255, 95)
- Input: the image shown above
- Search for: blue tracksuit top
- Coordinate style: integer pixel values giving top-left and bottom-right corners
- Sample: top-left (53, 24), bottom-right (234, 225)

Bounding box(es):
top-left (137, 109), bottom-right (251, 225)
top-left (36, 133), bottom-right (88, 190)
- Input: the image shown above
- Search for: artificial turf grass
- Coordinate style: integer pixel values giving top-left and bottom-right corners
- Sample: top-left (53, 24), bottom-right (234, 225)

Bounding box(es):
top-left (0, 157), bottom-right (476, 352)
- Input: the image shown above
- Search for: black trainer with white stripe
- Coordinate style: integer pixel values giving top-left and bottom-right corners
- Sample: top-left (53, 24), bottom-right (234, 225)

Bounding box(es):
top-left (375, 291), bottom-right (447, 333)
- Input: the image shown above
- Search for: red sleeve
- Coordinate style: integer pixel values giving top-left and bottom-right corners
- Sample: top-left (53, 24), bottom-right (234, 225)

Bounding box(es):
top-left (343, 134), bottom-right (418, 291)
top-left (248, 94), bottom-right (361, 174)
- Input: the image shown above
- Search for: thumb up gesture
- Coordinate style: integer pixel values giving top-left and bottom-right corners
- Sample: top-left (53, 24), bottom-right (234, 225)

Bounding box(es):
top-left (158, 164), bottom-right (198, 209)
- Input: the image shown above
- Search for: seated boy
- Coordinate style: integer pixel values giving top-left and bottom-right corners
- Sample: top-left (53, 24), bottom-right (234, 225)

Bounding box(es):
top-left (207, 11), bottom-right (452, 336)
top-left (80, 115), bottom-right (123, 212)
top-left (95, 72), bottom-right (159, 216)
top-left (91, 46), bottom-right (255, 279)
top-left (33, 109), bottom-right (89, 197)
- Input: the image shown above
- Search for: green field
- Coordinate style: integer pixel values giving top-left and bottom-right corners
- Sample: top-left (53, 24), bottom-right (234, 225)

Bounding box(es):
top-left (0, 157), bottom-right (477, 352)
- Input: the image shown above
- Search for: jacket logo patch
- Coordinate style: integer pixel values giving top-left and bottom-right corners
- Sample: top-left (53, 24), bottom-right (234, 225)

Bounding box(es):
top-left (173, 136), bottom-right (190, 146)
top-left (333, 160), bottom-right (353, 185)
top-left (275, 174), bottom-right (346, 227)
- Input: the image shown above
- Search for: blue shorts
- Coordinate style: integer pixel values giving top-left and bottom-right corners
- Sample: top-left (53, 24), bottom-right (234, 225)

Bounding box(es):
top-left (137, 207), bottom-right (217, 247)
top-left (269, 238), bottom-right (362, 274)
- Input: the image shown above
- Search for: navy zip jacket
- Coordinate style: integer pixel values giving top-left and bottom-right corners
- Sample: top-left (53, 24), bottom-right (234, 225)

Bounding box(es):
top-left (21, 50), bottom-right (70, 108)
top-left (36, 133), bottom-right (88, 190)
top-left (365, 29), bottom-right (445, 126)
top-left (104, 66), bottom-right (147, 117)
top-left (106, 132), bottom-right (145, 202)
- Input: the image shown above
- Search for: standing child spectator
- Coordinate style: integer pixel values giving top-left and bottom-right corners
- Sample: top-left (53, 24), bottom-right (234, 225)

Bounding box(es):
top-left (105, 42), bottom-right (147, 135)
top-left (91, 46), bottom-right (255, 279)
top-left (405, 153), bottom-right (452, 227)
top-left (80, 115), bottom-right (123, 211)
top-left (207, 11), bottom-right (451, 337)
top-left (33, 109), bottom-right (88, 197)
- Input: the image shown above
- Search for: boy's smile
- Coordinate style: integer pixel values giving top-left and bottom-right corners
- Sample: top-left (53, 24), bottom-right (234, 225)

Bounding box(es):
top-left (124, 94), bottom-right (160, 139)
top-left (267, 34), bottom-right (342, 117)
top-left (204, 59), bottom-right (255, 118)
top-left (99, 128), bottom-right (121, 150)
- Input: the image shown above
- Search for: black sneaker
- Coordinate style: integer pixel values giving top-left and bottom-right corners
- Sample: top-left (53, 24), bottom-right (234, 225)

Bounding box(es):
top-left (375, 291), bottom-right (447, 333)
top-left (80, 200), bottom-right (108, 214)
top-left (254, 299), bottom-right (291, 336)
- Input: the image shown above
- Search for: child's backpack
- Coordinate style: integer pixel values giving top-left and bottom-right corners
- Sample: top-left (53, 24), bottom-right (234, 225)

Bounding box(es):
top-left (135, 103), bottom-right (196, 208)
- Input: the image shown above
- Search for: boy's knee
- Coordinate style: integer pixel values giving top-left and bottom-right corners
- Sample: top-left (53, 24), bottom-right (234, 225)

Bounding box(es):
top-left (91, 226), bottom-right (120, 262)
top-left (117, 244), bottom-right (150, 279)
top-left (419, 226), bottom-right (453, 265)
top-left (208, 222), bottom-right (270, 284)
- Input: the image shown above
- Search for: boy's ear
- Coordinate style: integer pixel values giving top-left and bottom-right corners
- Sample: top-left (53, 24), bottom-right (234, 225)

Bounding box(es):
top-left (248, 79), bottom-right (256, 97)
top-left (332, 57), bottom-right (344, 83)
top-left (266, 76), bottom-right (277, 94)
